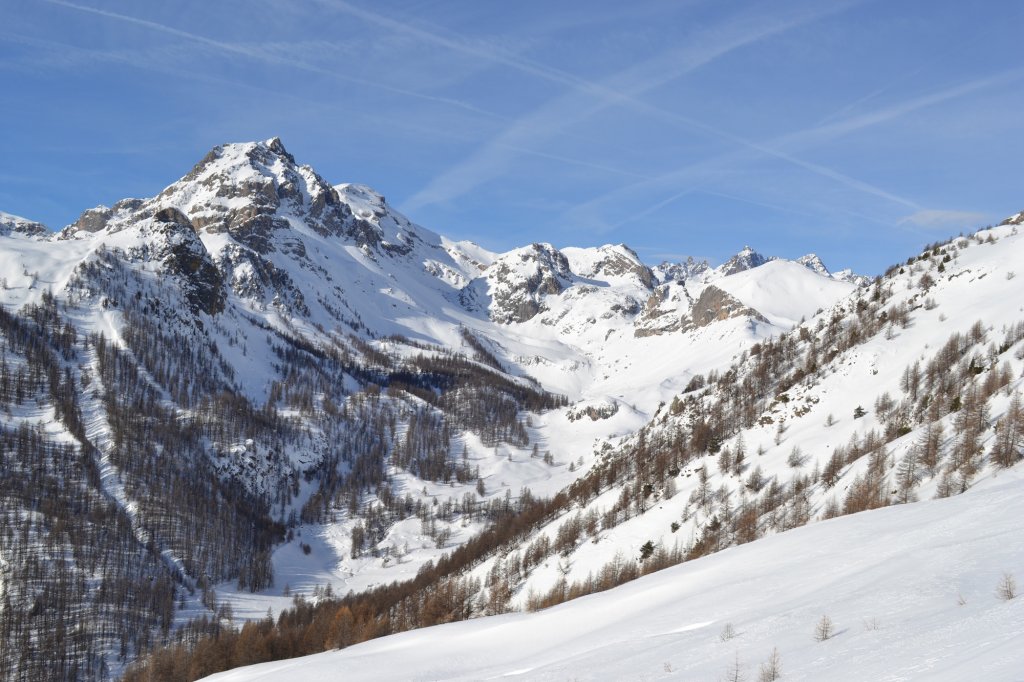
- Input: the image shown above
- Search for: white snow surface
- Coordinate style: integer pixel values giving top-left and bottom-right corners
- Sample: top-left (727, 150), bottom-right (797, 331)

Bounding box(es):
top-left (204, 473), bottom-right (1024, 682)
top-left (715, 259), bottom-right (856, 327)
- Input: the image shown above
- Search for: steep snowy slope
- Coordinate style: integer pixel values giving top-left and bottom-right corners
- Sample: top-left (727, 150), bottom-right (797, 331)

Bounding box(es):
top-left (204, 473), bottom-right (1024, 682)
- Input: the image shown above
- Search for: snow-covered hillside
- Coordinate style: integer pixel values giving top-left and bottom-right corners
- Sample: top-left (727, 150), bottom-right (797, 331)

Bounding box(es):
top-left (11, 136), bottom-right (1023, 682)
top-left (714, 259), bottom-right (853, 328)
top-left (455, 222), bottom-right (1024, 618)
top-left (204, 473), bottom-right (1024, 681)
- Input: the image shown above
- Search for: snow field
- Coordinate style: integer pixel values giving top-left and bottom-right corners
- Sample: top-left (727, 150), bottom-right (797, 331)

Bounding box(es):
top-left (204, 473), bottom-right (1024, 681)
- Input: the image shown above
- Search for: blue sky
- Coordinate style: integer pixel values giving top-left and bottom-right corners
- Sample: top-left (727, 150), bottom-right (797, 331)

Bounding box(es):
top-left (3, 0), bottom-right (1024, 274)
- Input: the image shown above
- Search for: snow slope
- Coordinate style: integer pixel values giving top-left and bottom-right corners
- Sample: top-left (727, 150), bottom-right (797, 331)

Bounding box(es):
top-left (715, 259), bottom-right (855, 328)
top-left (204, 473), bottom-right (1024, 682)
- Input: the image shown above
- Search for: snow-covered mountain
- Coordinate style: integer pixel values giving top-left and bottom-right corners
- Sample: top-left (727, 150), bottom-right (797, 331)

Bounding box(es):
top-left (4, 137), bottom-right (1021, 681)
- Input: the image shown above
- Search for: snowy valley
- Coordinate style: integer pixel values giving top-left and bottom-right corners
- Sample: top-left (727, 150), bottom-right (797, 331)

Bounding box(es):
top-left (0, 138), bottom-right (1021, 681)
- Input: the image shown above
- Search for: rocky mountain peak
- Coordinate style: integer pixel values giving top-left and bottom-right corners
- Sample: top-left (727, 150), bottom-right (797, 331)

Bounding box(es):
top-left (717, 245), bottom-right (773, 276)
top-left (564, 243), bottom-right (655, 290)
top-left (654, 256), bottom-right (711, 284)
top-left (797, 253), bottom-right (830, 276)
top-left (265, 136), bottom-right (295, 162)
top-left (469, 243), bottom-right (574, 324)
top-left (156, 138), bottom-right (351, 253)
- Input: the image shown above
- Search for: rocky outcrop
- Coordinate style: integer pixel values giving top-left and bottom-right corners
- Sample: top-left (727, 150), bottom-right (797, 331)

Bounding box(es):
top-left (717, 246), bottom-right (773, 276)
top-left (151, 215), bottom-right (226, 316)
top-left (584, 245), bottom-right (655, 289)
top-left (634, 284), bottom-right (688, 337)
top-left (0, 211), bottom-right (49, 238)
top-left (207, 242), bottom-right (307, 316)
top-left (474, 244), bottom-right (573, 324)
top-left (70, 205), bottom-right (114, 234)
top-left (685, 285), bottom-right (766, 329)
top-left (797, 254), bottom-right (830, 277)
top-left (166, 138), bottom-right (356, 254)
top-left (654, 256), bottom-right (711, 284)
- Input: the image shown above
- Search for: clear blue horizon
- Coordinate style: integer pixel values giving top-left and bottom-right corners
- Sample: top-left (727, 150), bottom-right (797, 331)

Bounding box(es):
top-left (3, 0), bottom-right (1024, 275)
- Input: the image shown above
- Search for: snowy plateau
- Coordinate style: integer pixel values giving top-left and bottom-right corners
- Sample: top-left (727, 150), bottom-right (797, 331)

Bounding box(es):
top-left (0, 138), bottom-right (1021, 681)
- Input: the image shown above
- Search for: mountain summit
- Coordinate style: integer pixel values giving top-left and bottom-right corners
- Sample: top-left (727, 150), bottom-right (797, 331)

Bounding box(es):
top-left (717, 244), bottom-right (773, 275)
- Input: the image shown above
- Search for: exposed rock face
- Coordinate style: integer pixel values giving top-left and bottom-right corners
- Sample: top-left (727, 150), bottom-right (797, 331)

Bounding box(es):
top-left (154, 206), bottom-right (191, 226)
top-left (685, 285), bottom-right (766, 329)
top-left (797, 254), bottom-right (830, 277)
top-left (166, 137), bottom-right (355, 254)
top-left (999, 211), bottom-right (1024, 226)
top-left (654, 256), bottom-right (711, 284)
top-left (0, 211), bottom-right (49, 238)
top-left (717, 246), bottom-right (773, 276)
top-left (71, 205), bottom-right (114, 233)
top-left (59, 199), bottom-right (144, 239)
top-left (151, 215), bottom-right (226, 316)
top-left (472, 243), bottom-right (573, 324)
top-left (583, 245), bottom-right (655, 289)
top-left (634, 284), bottom-right (689, 337)
top-left (794, 253), bottom-right (870, 287)
top-left (335, 184), bottom-right (416, 256)
top-left (214, 243), bottom-right (309, 317)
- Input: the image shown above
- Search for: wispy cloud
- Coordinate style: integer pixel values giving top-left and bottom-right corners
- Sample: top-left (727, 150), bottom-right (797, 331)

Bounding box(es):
top-left (312, 0), bottom-right (600, 93)
top-left (898, 209), bottom-right (989, 230)
top-left (565, 66), bottom-right (1024, 233)
top-left (779, 66), bottom-right (1024, 149)
top-left (42, 0), bottom-right (499, 118)
top-left (402, 1), bottom-right (862, 212)
top-left (0, 30), bottom-right (376, 132)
